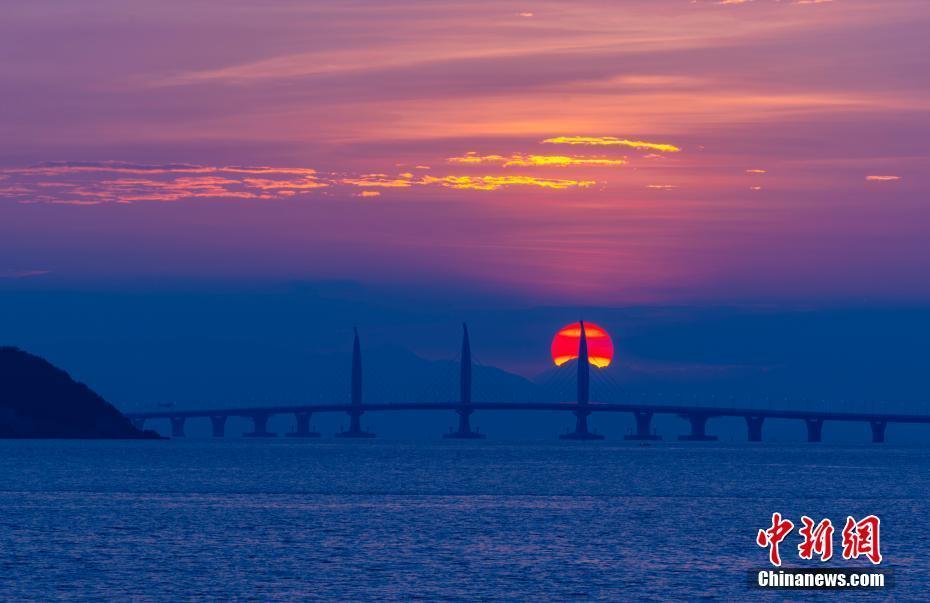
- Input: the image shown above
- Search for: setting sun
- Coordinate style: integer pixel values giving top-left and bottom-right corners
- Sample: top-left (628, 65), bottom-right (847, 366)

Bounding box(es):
top-left (551, 322), bottom-right (614, 368)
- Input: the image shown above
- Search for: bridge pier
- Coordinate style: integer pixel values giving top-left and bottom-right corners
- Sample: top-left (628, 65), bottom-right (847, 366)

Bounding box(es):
top-left (210, 415), bottom-right (227, 438)
top-left (131, 417), bottom-right (146, 430)
top-left (560, 408), bottom-right (604, 440)
top-left (870, 420), bottom-right (887, 444)
top-left (746, 416), bottom-right (765, 442)
top-left (336, 409), bottom-right (376, 438)
top-left (679, 414), bottom-right (717, 441)
top-left (624, 411), bottom-right (661, 441)
top-left (169, 416), bottom-right (186, 438)
top-left (444, 407), bottom-right (485, 439)
top-left (287, 411), bottom-right (320, 438)
top-left (244, 412), bottom-right (276, 437)
top-left (805, 418), bottom-right (824, 442)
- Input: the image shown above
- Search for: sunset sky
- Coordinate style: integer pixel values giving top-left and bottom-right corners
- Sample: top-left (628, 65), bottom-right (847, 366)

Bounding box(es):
top-left (2, 0), bottom-right (928, 304)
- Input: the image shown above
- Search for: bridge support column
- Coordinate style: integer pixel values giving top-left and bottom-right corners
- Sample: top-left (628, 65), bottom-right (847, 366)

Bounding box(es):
top-left (336, 409), bottom-right (376, 438)
top-left (679, 414), bottom-right (717, 441)
top-left (287, 412), bottom-right (320, 438)
top-left (805, 418), bottom-right (824, 443)
top-left (746, 416), bottom-right (765, 442)
top-left (131, 417), bottom-right (146, 430)
top-left (210, 415), bottom-right (227, 438)
top-left (870, 420), bottom-right (887, 444)
top-left (444, 407), bottom-right (485, 439)
top-left (170, 417), bottom-right (185, 438)
top-left (560, 408), bottom-right (604, 440)
top-left (625, 411), bottom-right (660, 441)
top-left (245, 412), bottom-right (276, 437)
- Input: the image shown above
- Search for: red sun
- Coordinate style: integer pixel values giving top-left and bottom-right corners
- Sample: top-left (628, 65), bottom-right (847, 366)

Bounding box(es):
top-left (551, 322), bottom-right (614, 368)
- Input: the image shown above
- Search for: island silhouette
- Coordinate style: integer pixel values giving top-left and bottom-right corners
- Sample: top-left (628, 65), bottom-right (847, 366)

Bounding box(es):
top-left (0, 347), bottom-right (158, 438)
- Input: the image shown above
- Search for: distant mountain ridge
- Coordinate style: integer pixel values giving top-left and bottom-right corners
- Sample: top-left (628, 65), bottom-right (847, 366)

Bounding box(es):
top-left (0, 347), bottom-right (156, 438)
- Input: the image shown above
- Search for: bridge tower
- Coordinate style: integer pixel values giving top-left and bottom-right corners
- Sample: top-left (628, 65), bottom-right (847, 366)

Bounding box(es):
top-left (444, 323), bottom-right (485, 439)
top-left (336, 327), bottom-right (375, 438)
top-left (560, 321), bottom-right (604, 440)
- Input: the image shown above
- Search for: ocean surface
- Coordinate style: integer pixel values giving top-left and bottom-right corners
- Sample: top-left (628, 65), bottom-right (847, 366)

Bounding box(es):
top-left (0, 439), bottom-right (924, 601)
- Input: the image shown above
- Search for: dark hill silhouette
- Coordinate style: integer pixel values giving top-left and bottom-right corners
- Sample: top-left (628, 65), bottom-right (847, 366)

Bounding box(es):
top-left (0, 347), bottom-right (157, 438)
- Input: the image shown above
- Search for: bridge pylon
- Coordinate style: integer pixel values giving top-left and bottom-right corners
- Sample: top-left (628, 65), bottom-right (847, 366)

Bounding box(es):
top-left (560, 321), bottom-right (604, 440)
top-left (336, 327), bottom-right (376, 438)
top-left (445, 323), bottom-right (485, 439)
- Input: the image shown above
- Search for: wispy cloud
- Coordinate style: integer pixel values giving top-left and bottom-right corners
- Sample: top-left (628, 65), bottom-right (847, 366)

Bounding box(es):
top-left (0, 269), bottom-right (50, 279)
top-left (421, 175), bottom-right (595, 191)
top-left (340, 174), bottom-right (414, 188)
top-left (447, 152), bottom-right (627, 167)
top-left (542, 136), bottom-right (681, 153)
top-left (0, 162), bottom-right (326, 204)
top-left (866, 175), bottom-right (901, 181)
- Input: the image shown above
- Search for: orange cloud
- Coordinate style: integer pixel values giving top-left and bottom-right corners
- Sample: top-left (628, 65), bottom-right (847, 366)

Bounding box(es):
top-left (866, 175), bottom-right (901, 181)
top-left (241, 177), bottom-right (328, 190)
top-left (542, 136), bottom-right (680, 153)
top-left (745, 169), bottom-right (767, 174)
top-left (356, 190), bottom-right (381, 197)
top-left (341, 174), bottom-right (413, 188)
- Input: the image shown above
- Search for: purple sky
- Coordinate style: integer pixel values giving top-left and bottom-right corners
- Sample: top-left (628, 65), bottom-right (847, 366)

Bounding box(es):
top-left (2, 0), bottom-right (928, 303)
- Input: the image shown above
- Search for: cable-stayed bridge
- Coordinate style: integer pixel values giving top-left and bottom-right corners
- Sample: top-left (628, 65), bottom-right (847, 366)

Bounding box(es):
top-left (125, 323), bottom-right (929, 443)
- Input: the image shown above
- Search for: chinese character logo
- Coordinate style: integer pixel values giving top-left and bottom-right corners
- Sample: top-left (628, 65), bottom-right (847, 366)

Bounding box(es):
top-left (757, 512), bottom-right (794, 567)
top-left (842, 515), bottom-right (883, 564)
top-left (758, 513), bottom-right (881, 566)
top-left (798, 516), bottom-right (834, 562)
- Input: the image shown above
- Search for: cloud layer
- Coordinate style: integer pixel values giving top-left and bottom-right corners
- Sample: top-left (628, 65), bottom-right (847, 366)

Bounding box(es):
top-left (0, 0), bottom-right (928, 302)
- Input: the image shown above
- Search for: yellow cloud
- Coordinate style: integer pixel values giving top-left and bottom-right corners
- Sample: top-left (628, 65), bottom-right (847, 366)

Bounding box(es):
top-left (542, 136), bottom-right (680, 153)
top-left (356, 190), bottom-right (381, 197)
top-left (447, 152), bottom-right (626, 167)
top-left (646, 184), bottom-right (677, 190)
top-left (421, 175), bottom-right (595, 191)
top-left (745, 169), bottom-right (767, 174)
top-left (866, 175), bottom-right (901, 181)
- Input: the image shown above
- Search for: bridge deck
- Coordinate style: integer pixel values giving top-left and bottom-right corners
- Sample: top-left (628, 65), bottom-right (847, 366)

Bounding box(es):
top-left (124, 402), bottom-right (930, 424)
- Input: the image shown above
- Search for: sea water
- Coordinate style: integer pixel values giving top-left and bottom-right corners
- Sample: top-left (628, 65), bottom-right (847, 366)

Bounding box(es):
top-left (0, 439), bottom-right (923, 601)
